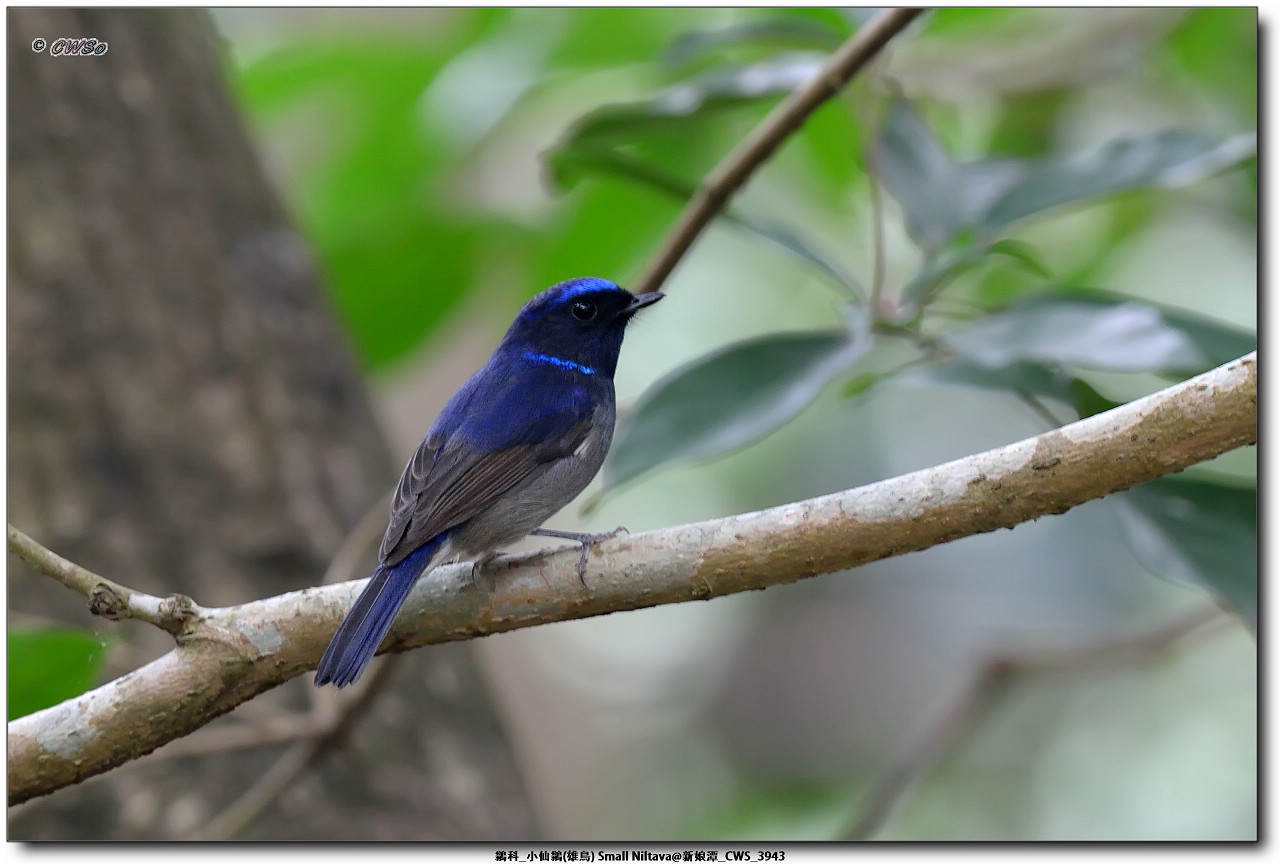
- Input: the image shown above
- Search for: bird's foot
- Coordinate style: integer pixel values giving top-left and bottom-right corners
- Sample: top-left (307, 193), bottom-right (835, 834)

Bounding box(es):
top-left (469, 551), bottom-right (499, 591)
top-left (531, 526), bottom-right (629, 586)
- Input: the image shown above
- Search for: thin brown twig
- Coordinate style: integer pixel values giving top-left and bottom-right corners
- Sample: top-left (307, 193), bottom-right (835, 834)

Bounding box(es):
top-left (7, 524), bottom-right (199, 635)
top-left (844, 604), bottom-right (1230, 840)
top-left (189, 653), bottom-right (401, 841)
top-left (139, 714), bottom-right (328, 762)
top-left (629, 7), bottom-right (925, 296)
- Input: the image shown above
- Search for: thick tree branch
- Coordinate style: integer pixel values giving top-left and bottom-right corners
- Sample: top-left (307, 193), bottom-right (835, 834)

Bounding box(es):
top-left (8, 352), bottom-right (1255, 804)
top-left (629, 7), bottom-right (925, 296)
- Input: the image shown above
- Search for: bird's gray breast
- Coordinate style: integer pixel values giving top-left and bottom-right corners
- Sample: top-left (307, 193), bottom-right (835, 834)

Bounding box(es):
top-left (447, 398), bottom-right (616, 558)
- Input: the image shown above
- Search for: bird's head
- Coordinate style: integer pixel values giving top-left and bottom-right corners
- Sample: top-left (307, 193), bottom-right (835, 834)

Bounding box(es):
top-left (499, 277), bottom-right (663, 378)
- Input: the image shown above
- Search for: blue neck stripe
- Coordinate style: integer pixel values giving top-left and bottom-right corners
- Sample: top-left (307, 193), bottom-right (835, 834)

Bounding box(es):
top-left (523, 351), bottom-right (596, 375)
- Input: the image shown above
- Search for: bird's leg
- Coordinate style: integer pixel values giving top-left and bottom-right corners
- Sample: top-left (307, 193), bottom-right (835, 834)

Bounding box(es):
top-left (531, 526), bottom-right (629, 586)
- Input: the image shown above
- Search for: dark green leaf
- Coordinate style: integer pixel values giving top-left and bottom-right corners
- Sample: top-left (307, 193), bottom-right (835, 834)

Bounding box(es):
top-left (607, 329), bottom-right (871, 490)
top-left (910, 359), bottom-right (1123, 421)
top-left (901, 239), bottom-right (1052, 306)
top-left (1115, 478), bottom-right (1257, 628)
top-left (940, 290), bottom-right (1255, 375)
top-left (1066, 377), bottom-right (1122, 418)
top-left (8, 628), bottom-right (107, 720)
top-left (987, 239), bottom-right (1053, 280)
top-left (1150, 302), bottom-right (1259, 372)
top-left (874, 96), bottom-right (1026, 253)
top-left (913, 359), bottom-right (1075, 402)
top-left (982, 130), bottom-right (1257, 233)
top-left (555, 54), bottom-right (824, 150)
top-left (874, 95), bottom-right (1254, 253)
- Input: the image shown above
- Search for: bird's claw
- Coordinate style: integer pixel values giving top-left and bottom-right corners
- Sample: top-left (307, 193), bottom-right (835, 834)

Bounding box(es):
top-left (532, 525), bottom-right (628, 587)
top-left (470, 551), bottom-right (499, 591)
top-left (571, 526), bottom-right (628, 585)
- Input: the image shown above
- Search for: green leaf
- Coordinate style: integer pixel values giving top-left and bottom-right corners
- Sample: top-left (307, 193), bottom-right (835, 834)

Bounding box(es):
top-left (874, 95), bottom-right (1026, 253)
top-left (1164, 9), bottom-right (1258, 123)
top-left (548, 7), bottom-right (700, 67)
top-left (840, 370), bottom-right (885, 398)
top-left (554, 53), bottom-right (824, 151)
top-left (606, 329), bottom-right (871, 490)
top-left (796, 97), bottom-right (867, 209)
top-left (663, 18), bottom-right (844, 66)
top-left (910, 359), bottom-right (1123, 421)
top-left (981, 130), bottom-right (1257, 234)
top-left (873, 95), bottom-right (1254, 253)
top-left (920, 7), bottom-right (1025, 39)
top-left (1066, 377), bottom-right (1123, 419)
top-left (901, 239), bottom-right (1052, 307)
top-left (913, 359), bottom-right (1074, 402)
top-left (940, 290), bottom-right (1255, 375)
top-left (8, 628), bottom-right (107, 720)
top-left (1115, 478), bottom-right (1257, 628)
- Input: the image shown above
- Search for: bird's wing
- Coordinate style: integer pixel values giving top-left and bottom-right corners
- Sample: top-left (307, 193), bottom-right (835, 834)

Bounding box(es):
top-left (379, 371), bottom-right (596, 566)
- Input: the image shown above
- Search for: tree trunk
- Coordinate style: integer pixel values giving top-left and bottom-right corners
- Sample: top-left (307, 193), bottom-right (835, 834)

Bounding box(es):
top-left (7, 7), bottom-right (537, 840)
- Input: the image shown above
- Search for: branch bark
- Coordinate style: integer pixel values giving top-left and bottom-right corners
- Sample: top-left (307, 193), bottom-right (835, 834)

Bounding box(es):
top-left (8, 351), bottom-right (1255, 805)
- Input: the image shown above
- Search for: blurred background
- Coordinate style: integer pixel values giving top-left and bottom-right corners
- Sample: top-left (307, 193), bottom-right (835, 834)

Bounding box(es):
top-left (9, 7), bottom-right (1255, 840)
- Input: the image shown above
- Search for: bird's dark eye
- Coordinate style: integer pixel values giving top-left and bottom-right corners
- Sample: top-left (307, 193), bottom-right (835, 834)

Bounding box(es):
top-left (570, 300), bottom-right (597, 320)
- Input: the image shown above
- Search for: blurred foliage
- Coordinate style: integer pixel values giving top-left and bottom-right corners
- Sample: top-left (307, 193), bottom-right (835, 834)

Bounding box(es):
top-left (215, 6), bottom-right (1256, 839)
top-left (606, 326), bottom-right (870, 492)
top-left (1116, 478), bottom-right (1258, 629)
top-left (685, 781), bottom-right (858, 841)
top-left (8, 628), bottom-right (107, 720)
top-left (225, 8), bottom-right (733, 368)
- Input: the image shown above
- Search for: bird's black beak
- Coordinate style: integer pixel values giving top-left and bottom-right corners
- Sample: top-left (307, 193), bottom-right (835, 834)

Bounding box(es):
top-left (623, 292), bottom-right (664, 315)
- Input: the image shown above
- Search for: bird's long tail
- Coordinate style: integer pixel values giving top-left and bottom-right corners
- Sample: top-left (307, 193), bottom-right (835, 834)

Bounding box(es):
top-left (314, 537), bottom-right (443, 688)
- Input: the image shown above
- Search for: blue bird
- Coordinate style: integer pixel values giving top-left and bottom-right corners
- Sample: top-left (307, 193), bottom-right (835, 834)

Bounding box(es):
top-left (315, 277), bottom-right (663, 687)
